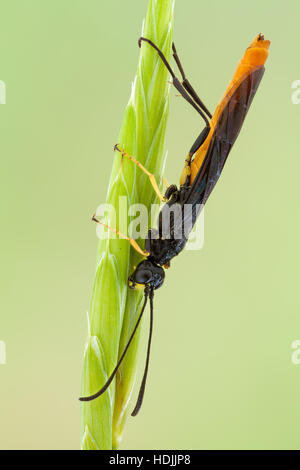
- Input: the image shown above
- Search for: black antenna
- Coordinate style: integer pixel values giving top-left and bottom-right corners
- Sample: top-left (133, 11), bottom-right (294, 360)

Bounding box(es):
top-left (79, 287), bottom-right (150, 402)
top-left (131, 288), bottom-right (154, 416)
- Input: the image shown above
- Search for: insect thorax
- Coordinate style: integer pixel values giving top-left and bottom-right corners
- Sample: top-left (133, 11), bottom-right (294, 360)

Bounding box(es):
top-left (145, 185), bottom-right (193, 266)
top-left (146, 234), bottom-right (187, 266)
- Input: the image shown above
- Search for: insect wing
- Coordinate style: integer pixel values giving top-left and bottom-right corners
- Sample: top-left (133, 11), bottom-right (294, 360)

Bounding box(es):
top-left (185, 66), bottom-right (265, 214)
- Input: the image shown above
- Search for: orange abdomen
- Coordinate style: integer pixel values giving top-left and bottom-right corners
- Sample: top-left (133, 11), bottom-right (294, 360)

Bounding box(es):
top-left (189, 34), bottom-right (270, 184)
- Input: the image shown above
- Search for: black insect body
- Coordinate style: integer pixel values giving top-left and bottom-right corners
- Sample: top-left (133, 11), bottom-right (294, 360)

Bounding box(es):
top-left (80, 34), bottom-right (270, 416)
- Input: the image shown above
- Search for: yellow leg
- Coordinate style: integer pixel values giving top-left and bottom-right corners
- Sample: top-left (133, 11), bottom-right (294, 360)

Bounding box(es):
top-left (163, 177), bottom-right (170, 188)
top-left (114, 144), bottom-right (167, 202)
top-left (92, 215), bottom-right (149, 257)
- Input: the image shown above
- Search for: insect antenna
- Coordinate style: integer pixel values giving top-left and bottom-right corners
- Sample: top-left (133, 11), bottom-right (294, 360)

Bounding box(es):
top-left (131, 288), bottom-right (155, 416)
top-left (79, 287), bottom-right (150, 402)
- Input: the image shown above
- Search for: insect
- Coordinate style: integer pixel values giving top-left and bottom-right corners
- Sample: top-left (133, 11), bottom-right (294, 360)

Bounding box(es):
top-left (80, 33), bottom-right (270, 415)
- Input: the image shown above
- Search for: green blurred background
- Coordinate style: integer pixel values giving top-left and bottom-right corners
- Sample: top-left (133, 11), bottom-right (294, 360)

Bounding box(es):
top-left (0, 0), bottom-right (299, 450)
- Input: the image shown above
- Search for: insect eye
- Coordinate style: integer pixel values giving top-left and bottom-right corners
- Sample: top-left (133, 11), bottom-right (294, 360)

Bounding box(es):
top-left (135, 269), bottom-right (152, 284)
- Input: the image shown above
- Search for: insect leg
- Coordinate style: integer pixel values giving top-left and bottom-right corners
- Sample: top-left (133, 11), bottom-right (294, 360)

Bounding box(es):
top-left (114, 144), bottom-right (167, 202)
top-left (92, 214), bottom-right (149, 257)
top-left (179, 126), bottom-right (211, 186)
top-left (172, 43), bottom-right (212, 119)
top-left (163, 177), bottom-right (170, 188)
top-left (188, 126), bottom-right (211, 156)
top-left (138, 37), bottom-right (210, 128)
